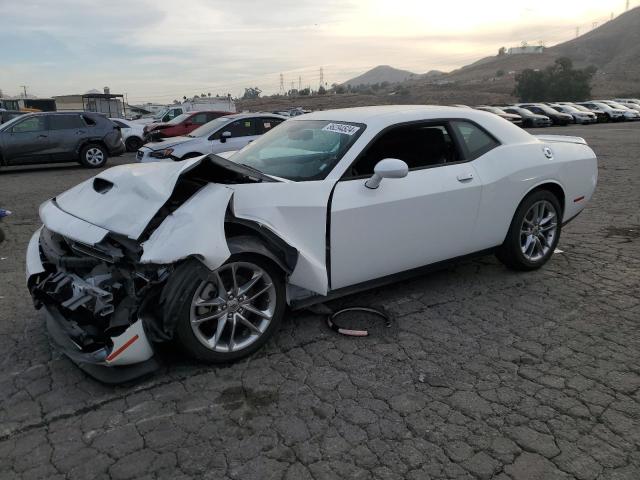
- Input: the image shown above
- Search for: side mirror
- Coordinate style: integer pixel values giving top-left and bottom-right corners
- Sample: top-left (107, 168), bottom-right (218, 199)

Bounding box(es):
top-left (220, 131), bottom-right (231, 143)
top-left (365, 158), bottom-right (408, 189)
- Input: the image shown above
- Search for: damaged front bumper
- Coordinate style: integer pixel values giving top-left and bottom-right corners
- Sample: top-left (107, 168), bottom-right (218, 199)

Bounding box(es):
top-left (26, 227), bottom-right (161, 383)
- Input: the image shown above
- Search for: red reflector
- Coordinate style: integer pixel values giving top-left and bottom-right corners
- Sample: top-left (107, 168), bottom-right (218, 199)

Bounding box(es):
top-left (574, 196), bottom-right (585, 203)
top-left (106, 334), bottom-right (139, 362)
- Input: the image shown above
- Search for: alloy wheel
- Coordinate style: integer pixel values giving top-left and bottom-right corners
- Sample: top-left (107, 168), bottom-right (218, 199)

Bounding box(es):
top-left (520, 200), bottom-right (558, 262)
top-left (86, 147), bottom-right (104, 166)
top-left (189, 262), bottom-right (276, 353)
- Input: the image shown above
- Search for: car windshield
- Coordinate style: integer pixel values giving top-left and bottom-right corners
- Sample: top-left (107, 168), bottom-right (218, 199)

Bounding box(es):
top-left (605, 101), bottom-right (628, 109)
top-left (187, 117), bottom-right (232, 137)
top-left (230, 119), bottom-right (365, 181)
top-left (572, 105), bottom-right (591, 112)
top-left (166, 113), bottom-right (190, 125)
top-left (480, 107), bottom-right (504, 114)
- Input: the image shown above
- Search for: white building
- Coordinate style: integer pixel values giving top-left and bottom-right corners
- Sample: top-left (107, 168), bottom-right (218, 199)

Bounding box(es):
top-left (507, 46), bottom-right (545, 55)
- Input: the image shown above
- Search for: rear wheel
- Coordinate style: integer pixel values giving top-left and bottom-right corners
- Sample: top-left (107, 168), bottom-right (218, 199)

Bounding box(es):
top-left (496, 190), bottom-right (562, 271)
top-left (79, 144), bottom-right (108, 168)
top-left (169, 255), bottom-right (286, 363)
top-left (125, 136), bottom-right (143, 152)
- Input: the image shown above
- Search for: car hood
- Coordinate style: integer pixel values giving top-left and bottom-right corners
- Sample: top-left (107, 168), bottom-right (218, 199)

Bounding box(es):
top-left (145, 122), bottom-right (171, 131)
top-left (54, 156), bottom-right (273, 240)
top-left (144, 136), bottom-right (195, 151)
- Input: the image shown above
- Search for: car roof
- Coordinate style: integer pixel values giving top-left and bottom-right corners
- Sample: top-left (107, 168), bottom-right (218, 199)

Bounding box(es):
top-left (219, 112), bottom-right (287, 121)
top-left (298, 105), bottom-right (502, 127)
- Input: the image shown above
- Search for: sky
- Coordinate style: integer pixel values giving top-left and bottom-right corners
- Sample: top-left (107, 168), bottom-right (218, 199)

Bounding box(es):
top-left (0, 0), bottom-right (635, 103)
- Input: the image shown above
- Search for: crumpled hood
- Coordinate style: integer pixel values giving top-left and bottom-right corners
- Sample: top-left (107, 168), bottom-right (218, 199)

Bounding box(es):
top-left (144, 136), bottom-right (194, 151)
top-left (55, 158), bottom-right (205, 240)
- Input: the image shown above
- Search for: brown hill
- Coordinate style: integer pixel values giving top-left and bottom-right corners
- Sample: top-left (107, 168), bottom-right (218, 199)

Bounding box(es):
top-left (440, 6), bottom-right (640, 97)
top-left (343, 65), bottom-right (417, 87)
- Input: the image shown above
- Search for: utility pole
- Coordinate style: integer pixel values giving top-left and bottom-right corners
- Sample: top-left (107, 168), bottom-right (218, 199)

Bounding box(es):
top-left (575, 26), bottom-right (580, 38)
top-left (20, 85), bottom-right (27, 98)
top-left (298, 76), bottom-right (302, 91)
top-left (592, 21), bottom-right (598, 30)
top-left (319, 67), bottom-right (324, 89)
top-left (290, 81), bottom-right (295, 94)
top-left (626, 0), bottom-right (629, 11)
top-left (279, 74), bottom-right (284, 95)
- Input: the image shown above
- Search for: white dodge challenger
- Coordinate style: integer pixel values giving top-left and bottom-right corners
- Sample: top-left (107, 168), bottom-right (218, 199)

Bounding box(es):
top-left (26, 106), bottom-right (597, 382)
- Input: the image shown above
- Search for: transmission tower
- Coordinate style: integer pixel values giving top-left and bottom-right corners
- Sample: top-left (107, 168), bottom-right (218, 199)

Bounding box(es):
top-left (290, 81), bottom-right (295, 93)
top-left (575, 26), bottom-right (580, 38)
top-left (298, 76), bottom-right (302, 91)
top-left (319, 67), bottom-right (324, 89)
top-left (279, 74), bottom-right (284, 95)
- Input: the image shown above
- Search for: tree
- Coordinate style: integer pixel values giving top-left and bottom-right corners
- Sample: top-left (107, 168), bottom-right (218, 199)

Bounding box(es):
top-left (242, 87), bottom-right (262, 99)
top-left (496, 69), bottom-right (505, 77)
top-left (334, 84), bottom-right (346, 94)
top-left (498, 46), bottom-right (506, 56)
top-left (318, 85), bottom-right (327, 95)
top-left (514, 57), bottom-right (596, 102)
top-left (298, 88), bottom-right (310, 96)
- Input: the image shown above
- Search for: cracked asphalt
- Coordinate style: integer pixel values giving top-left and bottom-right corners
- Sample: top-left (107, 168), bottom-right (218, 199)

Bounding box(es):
top-left (1, 122), bottom-right (639, 479)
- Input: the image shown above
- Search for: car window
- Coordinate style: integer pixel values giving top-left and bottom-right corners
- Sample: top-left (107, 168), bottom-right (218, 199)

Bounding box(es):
top-left (50, 115), bottom-right (83, 130)
top-left (348, 123), bottom-right (460, 177)
top-left (206, 112), bottom-right (226, 122)
top-left (11, 116), bottom-right (46, 133)
top-left (112, 120), bottom-right (128, 128)
top-left (191, 113), bottom-right (208, 125)
top-left (222, 118), bottom-right (256, 137)
top-left (82, 115), bottom-right (97, 126)
top-left (450, 121), bottom-right (499, 160)
top-left (257, 118), bottom-right (284, 134)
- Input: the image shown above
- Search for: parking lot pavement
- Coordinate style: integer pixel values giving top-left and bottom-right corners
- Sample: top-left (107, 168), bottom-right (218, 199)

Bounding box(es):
top-left (0, 123), bottom-right (639, 480)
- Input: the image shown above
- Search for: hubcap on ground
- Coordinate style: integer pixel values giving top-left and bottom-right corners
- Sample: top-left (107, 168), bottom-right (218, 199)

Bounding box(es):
top-left (86, 148), bottom-right (104, 165)
top-left (520, 200), bottom-right (558, 262)
top-left (190, 262), bottom-right (276, 353)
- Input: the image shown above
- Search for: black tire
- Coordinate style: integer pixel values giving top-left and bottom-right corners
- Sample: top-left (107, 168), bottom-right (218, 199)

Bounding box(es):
top-left (0, 227), bottom-right (4, 244)
top-left (165, 254), bottom-right (286, 363)
top-left (125, 136), bottom-right (143, 152)
top-left (495, 190), bottom-right (562, 271)
top-left (79, 144), bottom-right (108, 168)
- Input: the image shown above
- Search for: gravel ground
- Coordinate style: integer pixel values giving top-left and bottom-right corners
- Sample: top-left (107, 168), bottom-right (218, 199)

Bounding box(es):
top-left (0, 123), bottom-right (639, 480)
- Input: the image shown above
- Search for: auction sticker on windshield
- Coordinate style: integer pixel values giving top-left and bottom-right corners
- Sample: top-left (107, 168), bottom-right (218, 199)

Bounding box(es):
top-left (322, 123), bottom-right (360, 135)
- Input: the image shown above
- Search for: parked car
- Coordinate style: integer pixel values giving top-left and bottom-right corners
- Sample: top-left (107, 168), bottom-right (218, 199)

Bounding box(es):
top-left (502, 106), bottom-right (552, 127)
top-left (26, 106), bottom-right (597, 381)
top-left (137, 113), bottom-right (286, 163)
top-left (143, 111), bottom-right (232, 141)
top-left (110, 118), bottom-right (145, 152)
top-left (0, 110), bottom-right (26, 124)
top-left (612, 99), bottom-right (640, 112)
top-left (0, 112), bottom-right (125, 169)
top-left (516, 104), bottom-right (573, 126)
top-left (558, 103), bottom-right (609, 123)
top-left (474, 106), bottom-right (523, 126)
top-left (597, 100), bottom-right (640, 120)
top-left (548, 104), bottom-right (597, 124)
top-left (576, 102), bottom-right (626, 122)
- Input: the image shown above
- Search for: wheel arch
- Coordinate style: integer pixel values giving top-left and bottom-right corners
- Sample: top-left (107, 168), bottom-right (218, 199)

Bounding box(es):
top-left (76, 139), bottom-right (108, 157)
top-left (522, 181), bottom-right (566, 217)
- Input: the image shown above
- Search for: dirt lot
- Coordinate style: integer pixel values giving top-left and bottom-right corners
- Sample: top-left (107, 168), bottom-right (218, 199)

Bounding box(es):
top-left (1, 122), bottom-right (639, 480)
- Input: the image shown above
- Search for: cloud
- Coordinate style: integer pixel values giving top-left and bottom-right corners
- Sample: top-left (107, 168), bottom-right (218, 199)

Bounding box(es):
top-left (0, 0), bottom-right (625, 101)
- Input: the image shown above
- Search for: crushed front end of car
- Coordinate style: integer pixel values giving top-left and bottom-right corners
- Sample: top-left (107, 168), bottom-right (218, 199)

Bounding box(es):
top-left (26, 220), bottom-right (170, 383)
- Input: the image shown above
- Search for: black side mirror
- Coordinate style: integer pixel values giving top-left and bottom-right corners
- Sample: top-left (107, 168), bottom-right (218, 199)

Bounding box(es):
top-left (220, 131), bottom-right (232, 143)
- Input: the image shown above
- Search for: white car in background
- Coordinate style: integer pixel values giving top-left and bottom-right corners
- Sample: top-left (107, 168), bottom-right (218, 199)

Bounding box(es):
top-left (576, 101), bottom-right (627, 121)
top-left (26, 106), bottom-right (597, 381)
top-left (136, 113), bottom-right (286, 162)
top-left (597, 100), bottom-right (640, 119)
top-left (110, 118), bottom-right (146, 152)
top-left (549, 104), bottom-right (597, 124)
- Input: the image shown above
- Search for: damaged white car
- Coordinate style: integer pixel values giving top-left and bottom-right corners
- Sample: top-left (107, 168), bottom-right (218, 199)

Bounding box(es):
top-left (26, 106), bottom-right (598, 382)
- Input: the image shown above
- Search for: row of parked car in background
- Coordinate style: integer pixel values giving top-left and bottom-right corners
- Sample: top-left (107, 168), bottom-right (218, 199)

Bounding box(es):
top-left (465, 98), bottom-right (640, 128)
top-left (1, 97), bottom-right (638, 170)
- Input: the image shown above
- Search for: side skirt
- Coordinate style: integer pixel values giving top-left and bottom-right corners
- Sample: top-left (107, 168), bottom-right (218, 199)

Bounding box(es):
top-left (289, 247), bottom-right (497, 310)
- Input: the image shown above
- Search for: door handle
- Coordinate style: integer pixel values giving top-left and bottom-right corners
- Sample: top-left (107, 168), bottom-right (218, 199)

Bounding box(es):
top-left (457, 172), bottom-right (474, 182)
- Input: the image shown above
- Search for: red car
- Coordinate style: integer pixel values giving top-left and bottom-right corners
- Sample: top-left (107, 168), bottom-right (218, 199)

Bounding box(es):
top-left (143, 111), bottom-right (232, 140)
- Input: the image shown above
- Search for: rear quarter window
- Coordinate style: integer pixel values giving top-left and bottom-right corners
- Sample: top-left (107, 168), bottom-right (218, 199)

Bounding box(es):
top-left (82, 115), bottom-right (97, 126)
top-left (450, 120), bottom-right (500, 160)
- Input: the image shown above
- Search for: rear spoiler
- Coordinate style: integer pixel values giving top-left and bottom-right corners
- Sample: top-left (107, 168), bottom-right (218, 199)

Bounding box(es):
top-left (535, 134), bottom-right (587, 145)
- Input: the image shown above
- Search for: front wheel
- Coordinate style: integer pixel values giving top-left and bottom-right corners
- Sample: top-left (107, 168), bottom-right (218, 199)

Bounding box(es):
top-left (80, 144), bottom-right (108, 168)
top-left (125, 136), bottom-right (143, 152)
top-left (496, 190), bottom-right (562, 271)
top-left (167, 255), bottom-right (286, 363)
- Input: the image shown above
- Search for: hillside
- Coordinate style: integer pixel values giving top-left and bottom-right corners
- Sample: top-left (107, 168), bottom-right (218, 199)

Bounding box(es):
top-left (440, 6), bottom-right (640, 97)
top-left (343, 65), bottom-right (417, 86)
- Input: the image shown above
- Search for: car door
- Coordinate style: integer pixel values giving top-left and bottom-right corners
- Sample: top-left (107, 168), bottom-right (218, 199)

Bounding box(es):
top-left (329, 121), bottom-right (484, 290)
top-left (210, 118), bottom-right (258, 153)
top-left (1, 115), bottom-right (50, 165)
top-left (47, 114), bottom-right (86, 162)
